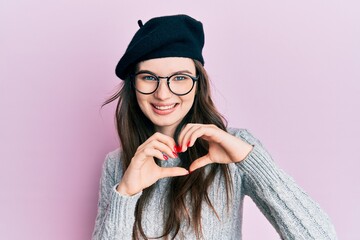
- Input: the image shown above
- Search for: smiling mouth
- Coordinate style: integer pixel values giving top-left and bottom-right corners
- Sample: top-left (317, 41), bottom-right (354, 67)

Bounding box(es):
top-left (152, 103), bottom-right (177, 110)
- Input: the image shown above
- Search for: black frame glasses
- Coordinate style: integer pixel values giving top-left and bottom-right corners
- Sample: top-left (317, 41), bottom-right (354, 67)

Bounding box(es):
top-left (132, 71), bottom-right (199, 96)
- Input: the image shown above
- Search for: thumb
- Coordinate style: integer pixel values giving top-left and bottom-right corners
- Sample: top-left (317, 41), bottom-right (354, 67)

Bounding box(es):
top-left (159, 167), bottom-right (189, 178)
top-left (189, 155), bottom-right (212, 173)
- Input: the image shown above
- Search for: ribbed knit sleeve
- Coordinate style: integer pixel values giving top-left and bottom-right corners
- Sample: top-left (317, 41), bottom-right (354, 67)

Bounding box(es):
top-left (233, 128), bottom-right (337, 240)
top-left (92, 152), bottom-right (142, 240)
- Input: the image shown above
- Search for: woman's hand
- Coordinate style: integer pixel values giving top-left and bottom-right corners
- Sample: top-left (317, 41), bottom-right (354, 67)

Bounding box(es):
top-left (117, 132), bottom-right (189, 196)
top-left (178, 124), bottom-right (254, 172)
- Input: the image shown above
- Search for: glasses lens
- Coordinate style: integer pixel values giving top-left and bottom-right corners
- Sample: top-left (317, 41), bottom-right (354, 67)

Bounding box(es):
top-left (169, 74), bottom-right (195, 95)
top-left (134, 73), bottom-right (158, 94)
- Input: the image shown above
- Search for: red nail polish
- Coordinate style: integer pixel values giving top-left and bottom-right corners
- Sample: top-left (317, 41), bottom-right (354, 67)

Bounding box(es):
top-left (187, 141), bottom-right (191, 147)
top-left (174, 145), bottom-right (182, 153)
top-left (172, 151), bottom-right (178, 157)
top-left (163, 154), bottom-right (168, 160)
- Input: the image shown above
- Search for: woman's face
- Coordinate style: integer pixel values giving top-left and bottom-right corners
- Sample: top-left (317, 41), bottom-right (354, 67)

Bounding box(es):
top-left (135, 57), bottom-right (197, 137)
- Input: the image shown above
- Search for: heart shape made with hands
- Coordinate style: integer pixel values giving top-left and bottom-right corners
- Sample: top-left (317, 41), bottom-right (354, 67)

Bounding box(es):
top-left (170, 124), bottom-right (253, 173)
top-left (117, 125), bottom-right (253, 196)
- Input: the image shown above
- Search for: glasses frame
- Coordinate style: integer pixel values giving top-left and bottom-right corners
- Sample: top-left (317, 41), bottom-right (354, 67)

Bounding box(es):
top-left (132, 71), bottom-right (199, 96)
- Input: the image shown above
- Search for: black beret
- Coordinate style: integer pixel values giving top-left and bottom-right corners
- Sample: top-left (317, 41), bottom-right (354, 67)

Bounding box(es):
top-left (115, 14), bottom-right (205, 80)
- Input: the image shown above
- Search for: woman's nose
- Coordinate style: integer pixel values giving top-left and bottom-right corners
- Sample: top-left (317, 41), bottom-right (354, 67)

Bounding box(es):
top-left (154, 79), bottom-right (172, 99)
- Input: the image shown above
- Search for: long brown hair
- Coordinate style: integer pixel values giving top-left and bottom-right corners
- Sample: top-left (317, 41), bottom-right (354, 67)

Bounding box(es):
top-left (103, 60), bottom-right (233, 239)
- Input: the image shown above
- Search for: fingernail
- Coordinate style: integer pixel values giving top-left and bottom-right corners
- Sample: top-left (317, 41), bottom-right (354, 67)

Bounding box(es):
top-left (163, 154), bottom-right (168, 160)
top-left (187, 141), bottom-right (191, 147)
top-left (172, 151), bottom-right (178, 157)
top-left (174, 145), bottom-right (182, 153)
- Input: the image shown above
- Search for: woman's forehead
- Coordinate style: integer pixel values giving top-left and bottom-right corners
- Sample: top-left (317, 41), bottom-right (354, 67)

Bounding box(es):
top-left (138, 57), bottom-right (196, 74)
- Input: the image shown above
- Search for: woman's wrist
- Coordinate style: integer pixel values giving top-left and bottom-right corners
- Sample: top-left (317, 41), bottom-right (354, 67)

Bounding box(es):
top-left (116, 181), bottom-right (134, 196)
top-left (226, 134), bottom-right (254, 162)
top-left (240, 143), bottom-right (254, 161)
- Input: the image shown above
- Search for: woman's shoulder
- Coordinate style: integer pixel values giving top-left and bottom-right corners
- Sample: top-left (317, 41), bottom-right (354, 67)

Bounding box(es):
top-left (102, 148), bottom-right (123, 181)
top-left (226, 127), bottom-right (263, 147)
top-left (106, 147), bottom-right (122, 161)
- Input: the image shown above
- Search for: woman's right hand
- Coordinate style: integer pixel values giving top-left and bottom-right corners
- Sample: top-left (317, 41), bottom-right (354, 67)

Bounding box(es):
top-left (116, 132), bottom-right (189, 196)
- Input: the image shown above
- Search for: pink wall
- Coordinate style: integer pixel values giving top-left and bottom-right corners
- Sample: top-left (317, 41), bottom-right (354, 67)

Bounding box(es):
top-left (1, 0), bottom-right (359, 239)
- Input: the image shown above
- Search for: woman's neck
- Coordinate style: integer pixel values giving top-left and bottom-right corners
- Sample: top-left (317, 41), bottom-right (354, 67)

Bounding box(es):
top-left (155, 125), bottom-right (176, 138)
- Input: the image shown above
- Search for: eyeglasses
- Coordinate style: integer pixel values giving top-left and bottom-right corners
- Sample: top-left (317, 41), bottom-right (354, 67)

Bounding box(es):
top-left (132, 71), bottom-right (199, 96)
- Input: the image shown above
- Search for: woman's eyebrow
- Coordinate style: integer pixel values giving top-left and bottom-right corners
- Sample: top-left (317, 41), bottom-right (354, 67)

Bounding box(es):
top-left (171, 70), bottom-right (194, 75)
top-left (136, 70), bottom-right (155, 74)
top-left (136, 69), bottom-right (195, 75)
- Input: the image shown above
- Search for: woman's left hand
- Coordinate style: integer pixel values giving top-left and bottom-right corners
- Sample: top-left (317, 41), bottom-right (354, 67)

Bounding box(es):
top-left (178, 124), bottom-right (253, 172)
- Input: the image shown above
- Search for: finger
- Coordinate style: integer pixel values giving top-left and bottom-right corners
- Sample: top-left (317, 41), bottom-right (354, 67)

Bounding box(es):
top-left (152, 132), bottom-right (178, 156)
top-left (140, 132), bottom-right (177, 157)
top-left (181, 125), bottom-right (205, 152)
top-left (178, 124), bottom-right (201, 152)
top-left (183, 124), bottom-right (222, 152)
top-left (159, 167), bottom-right (189, 178)
top-left (146, 139), bottom-right (177, 158)
top-left (177, 123), bottom-right (197, 151)
top-left (188, 155), bottom-right (213, 172)
top-left (131, 148), bottom-right (167, 169)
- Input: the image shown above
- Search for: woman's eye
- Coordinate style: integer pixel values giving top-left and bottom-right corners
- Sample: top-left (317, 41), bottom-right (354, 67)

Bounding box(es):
top-left (174, 75), bottom-right (187, 81)
top-left (143, 75), bottom-right (156, 81)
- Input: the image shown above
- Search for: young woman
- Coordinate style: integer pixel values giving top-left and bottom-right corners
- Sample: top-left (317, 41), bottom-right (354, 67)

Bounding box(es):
top-left (92, 14), bottom-right (337, 240)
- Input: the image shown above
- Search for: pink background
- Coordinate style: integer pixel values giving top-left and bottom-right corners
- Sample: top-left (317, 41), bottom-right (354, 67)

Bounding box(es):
top-left (1, 0), bottom-right (359, 239)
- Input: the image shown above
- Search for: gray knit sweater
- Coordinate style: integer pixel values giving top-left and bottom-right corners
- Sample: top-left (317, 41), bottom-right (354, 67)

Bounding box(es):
top-left (92, 128), bottom-right (337, 239)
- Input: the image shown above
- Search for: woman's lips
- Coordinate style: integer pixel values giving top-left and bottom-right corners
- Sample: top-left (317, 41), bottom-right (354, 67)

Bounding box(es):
top-left (151, 103), bottom-right (178, 115)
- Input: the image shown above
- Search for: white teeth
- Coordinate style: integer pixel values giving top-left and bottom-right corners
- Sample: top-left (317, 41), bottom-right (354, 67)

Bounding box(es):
top-left (154, 104), bottom-right (176, 110)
